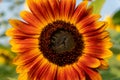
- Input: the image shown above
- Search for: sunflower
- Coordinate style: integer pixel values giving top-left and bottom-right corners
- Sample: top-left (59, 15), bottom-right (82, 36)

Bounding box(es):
top-left (6, 0), bottom-right (112, 80)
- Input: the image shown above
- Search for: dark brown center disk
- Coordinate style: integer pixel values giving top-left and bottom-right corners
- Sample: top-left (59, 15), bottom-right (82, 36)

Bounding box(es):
top-left (51, 29), bottom-right (75, 53)
top-left (39, 21), bottom-right (84, 66)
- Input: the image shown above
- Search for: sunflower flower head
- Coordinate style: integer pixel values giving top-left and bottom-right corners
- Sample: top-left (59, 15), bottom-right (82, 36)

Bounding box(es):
top-left (6, 0), bottom-right (113, 80)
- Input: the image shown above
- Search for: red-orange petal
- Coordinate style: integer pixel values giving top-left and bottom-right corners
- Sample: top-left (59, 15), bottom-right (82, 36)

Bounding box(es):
top-left (41, 64), bottom-right (58, 80)
top-left (79, 21), bottom-right (106, 35)
top-left (14, 49), bottom-right (40, 65)
top-left (16, 55), bottom-right (40, 73)
top-left (98, 60), bottom-right (109, 70)
top-left (64, 65), bottom-right (80, 80)
top-left (78, 55), bottom-right (101, 68)
top-left (76, 14), bottom-right (101, 31)
top-left (83, 31), bottom-right (109, 42)
top-left (6, 28), bottom-right (39, 38)
top-left (85, 40), bottom-right (112, 49)
top-left (10, 38), bottom-right (39, 45)
top-left (15, 50), bottom-right (42, 74)
top-left (48, 0), bottom-right (59, 20)
top-left (29, 59), bottom-right (51, 80)
top-left (9, 19), bottom-right (41, 35)
top-left (71, 1), bottom-right (88, 24)
top-left (11, 43), bottom-right (39, 53)
top-left (20, 11), bottom-right (45, 28)
top-left (37, 0), bottom-right (54, 21)
top-left (59, 0), bottom-right (65, 20)
top-left (72, 64), bottom-right (86, 80)
top-left (82, 67), bottom-right (102, 80)
top-left (64, 0), bottom-right (76, 21)
top-left (57, 67), bottom-right (66, 80)
top-left (85, 49), bottom-right (113, 58)
top-left (27, 0), bottom-right (49, 24)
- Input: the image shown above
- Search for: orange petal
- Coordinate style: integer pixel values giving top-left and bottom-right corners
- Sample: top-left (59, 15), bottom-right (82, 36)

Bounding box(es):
top-left (20, 11), bottom-right (45, 28)
top-left (34, 0), bottom-right (54, 23)
top-left (78, 55), bottom-right (101, 68)
top-left (16, 54), bottom-right (44, 74)
top-left (48, 0), bottom-right (59, 20)
top-left (18, 72), bottom-right (28, 80)
top-left (76, 14), bottom-right (101, 30)
top-left (84, 37), bottom-right (112, 49)
top-left (10, 38), bottom-right (39, 45)
top-left (63, 65), bottom-right (80, 80)
top-left (85, 43), bottom-right (112, 50)
top-left (85, 49), bottom-right (113, 59)
top-left (71, 1), bottom-right (88, 24)
top-left (11, 43), bottom-right (39, 53)
top-left (29, 59), bottom-right (50, 80)
top-left (98, 60), bottom-right (109, 70)
top-left (15, 56), bottom-right (38, 73)
top-left (79, 21), bottom-right (106, 34)
top-left (37, 0), bottom-right (54, 21)
top-left (83, 31), bottom-right (109, 42)
top-left (42, 64), bottom-right (58, 80)
top-left (64, 0), bottom-right (76, 21)
top-left (6, 28), bottom-right (39, 38)
top-left (72, 64), bottom-right (86, 80)
top-left (59, 0), bottom-right (66, 20)
top-left (82, 67), bottom-right (102, 80)
top-left (27, 0), bottom-right (48, 24)
top-left (57, 67), bottom-right (66, 80)
top-left (9, 19), bottom-right (41, 35)
top-left (14, 48), bottom-right (40, 65)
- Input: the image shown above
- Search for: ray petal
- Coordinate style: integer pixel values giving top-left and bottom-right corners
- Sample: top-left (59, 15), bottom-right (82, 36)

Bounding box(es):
top-left (72, 64), bottom-right (86, 80)
top-left (42, 64), bottom-right (58, 80)
top-left (59, 0), bottom-right (65, 20)
top-left (98, 60), bottom-right (109, 69)
top-left (20, 11), bottom-right (45, 28)
top-left (29, 59), bottom-right (51, 80)
top-left (64, 65), bottom-right (80, 80)
top-left (36, 0), bottom-right (54, 21)
top-left (64, 0), bottom-right (76, 21)
top-left (76, 14), bottom-right (101, 31)
top-left (48, 0), bottom-right (60, 20)
top-left (9, 19), bottom-right (41, 35)
top-left (82, 67), bottom-right (102, 80)
top-left (71, 1), bottom-right (88, 24)
top-left (6, 28), bottom-right (39, 39)
top-left (27, 0), bottom-right (48, 24)
top-left (78, 54), bottom-right (101, 68)
top-left (57, 67), bottom-right (66, 80)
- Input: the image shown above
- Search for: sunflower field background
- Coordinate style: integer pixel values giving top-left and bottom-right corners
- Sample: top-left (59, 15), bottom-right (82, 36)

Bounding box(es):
top-left (0, 0), bottom-right (120, 80)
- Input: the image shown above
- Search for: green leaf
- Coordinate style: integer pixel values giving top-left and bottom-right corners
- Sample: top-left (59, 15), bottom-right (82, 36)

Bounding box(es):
top-left (112, 10), bottom-right (120, 25)
top-left (89, 0), bottom-right (105, 14)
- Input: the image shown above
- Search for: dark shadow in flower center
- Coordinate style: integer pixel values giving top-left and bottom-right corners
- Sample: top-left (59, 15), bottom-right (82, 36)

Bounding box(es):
top-left (51, 29), bottom-right (75, 53)
top-left (39, 21), bottom-right (84, 66)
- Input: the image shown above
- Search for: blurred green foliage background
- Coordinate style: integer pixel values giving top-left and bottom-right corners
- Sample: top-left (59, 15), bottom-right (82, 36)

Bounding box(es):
top-left (0, 0), bottom-right (120, 80)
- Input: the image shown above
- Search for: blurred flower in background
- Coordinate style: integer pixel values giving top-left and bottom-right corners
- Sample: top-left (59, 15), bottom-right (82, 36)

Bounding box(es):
top-left (103, 8), bottom-right (120, 80)
top-left (0, 48), bottom-right (13, 65)
top-left (0, 0), bottom-right (120, 80)
top-left (116, 54), bottom-right (120, 61)
top-left (105, 10), bottom-right (120, 32)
